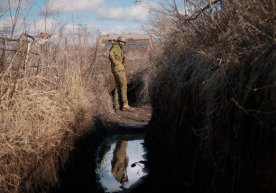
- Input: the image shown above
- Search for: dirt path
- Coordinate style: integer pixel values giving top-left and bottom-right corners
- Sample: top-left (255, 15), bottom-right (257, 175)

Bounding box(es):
top-left (101, 106), bottom-right (152, 131)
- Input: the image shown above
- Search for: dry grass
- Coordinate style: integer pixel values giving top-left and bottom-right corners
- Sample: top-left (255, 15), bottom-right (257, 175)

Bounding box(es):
top-left (149, 0), bottom-right (275, 66)
top-left (0, 29), bottom-right (154, 192)
top-left (146, 0), bottom-right (275, 192)
top-left (0, 33), bottom-right (112, 193)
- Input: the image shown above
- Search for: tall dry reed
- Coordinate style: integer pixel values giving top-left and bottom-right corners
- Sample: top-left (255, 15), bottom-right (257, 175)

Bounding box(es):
top-left (0, 32), bottom-right (112, 193)
top-left (146, 0), bottom-right (275, 192)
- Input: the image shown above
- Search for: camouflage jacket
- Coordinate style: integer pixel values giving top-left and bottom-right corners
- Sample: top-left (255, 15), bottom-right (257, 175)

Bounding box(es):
top-left (109, 43), bottom-right (126, 73)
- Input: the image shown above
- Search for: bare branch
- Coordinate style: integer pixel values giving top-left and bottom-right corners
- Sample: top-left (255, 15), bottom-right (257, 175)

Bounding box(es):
top-left (8, 0), bottom-right (23, 38)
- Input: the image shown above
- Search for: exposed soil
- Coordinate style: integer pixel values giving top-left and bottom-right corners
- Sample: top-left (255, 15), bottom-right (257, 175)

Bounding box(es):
top-left (107, 106), bottom-right (151, 126)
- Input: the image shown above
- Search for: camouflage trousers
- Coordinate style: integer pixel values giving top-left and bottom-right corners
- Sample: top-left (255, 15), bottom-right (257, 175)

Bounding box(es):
top-left (111, 140), bottom-right (129, 183)
top-left (113, 70), bottom-right (128, 108)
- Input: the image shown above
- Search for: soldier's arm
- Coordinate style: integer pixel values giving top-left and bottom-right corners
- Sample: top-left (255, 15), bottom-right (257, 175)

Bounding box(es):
top-left (123, 56), bottom-right (127, 67)
top-left (109, 47), bottom-right (119, 65)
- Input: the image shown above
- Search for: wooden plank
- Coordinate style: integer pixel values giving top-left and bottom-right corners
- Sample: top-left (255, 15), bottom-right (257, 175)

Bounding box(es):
top-left (0, 37), bottom-right (18, 42)
top-left (98, 34), bottom-right (153, 50)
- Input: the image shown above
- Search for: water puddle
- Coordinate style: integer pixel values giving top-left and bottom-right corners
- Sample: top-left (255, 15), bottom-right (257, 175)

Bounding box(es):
top-left (95, 136), bottom-right (147, 192)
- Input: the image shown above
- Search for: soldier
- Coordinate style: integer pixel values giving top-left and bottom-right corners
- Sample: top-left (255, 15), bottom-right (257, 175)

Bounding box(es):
top-left (111, 140), bottom-right (129, 184)
top-left (109, 36), bottom-right (133, 112)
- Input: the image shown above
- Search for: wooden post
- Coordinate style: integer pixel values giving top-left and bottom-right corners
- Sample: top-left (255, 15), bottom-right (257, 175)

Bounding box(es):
top-left (24, 42), bottom-right (31, 75)
top-left (0, 38), bottom-right (6, 71)
top-left (24, 42), bottom-right (31, 65)
top-left (148, 36), bottom-right (153, 50)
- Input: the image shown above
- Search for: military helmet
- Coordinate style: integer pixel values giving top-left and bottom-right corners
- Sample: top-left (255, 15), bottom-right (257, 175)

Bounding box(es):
top-left (117, 36), bottom-right (126, 43)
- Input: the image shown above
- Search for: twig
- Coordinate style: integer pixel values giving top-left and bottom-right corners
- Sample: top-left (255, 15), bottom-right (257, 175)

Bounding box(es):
top-left (0, 37), bottom-right (18, 42)
top-left (1, 48), bottom-right (39, 55)
top-left (230, 98), bottom-right (273, 129)
top-left (188, 0), bottom-right (223, 21)
top-left (230, 98), bottom-right (249, 115)
top-left (247, 110), bottom-right (276, 115)
top-left (253, 83), bottom-right (276, 92)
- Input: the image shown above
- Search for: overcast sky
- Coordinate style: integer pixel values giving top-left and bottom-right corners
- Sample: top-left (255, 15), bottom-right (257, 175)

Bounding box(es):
top-left (0, 0), bottom-right (184, 38)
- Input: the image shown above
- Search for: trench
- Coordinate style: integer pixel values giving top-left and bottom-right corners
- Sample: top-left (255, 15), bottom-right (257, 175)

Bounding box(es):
top-left (49, 45), bottom-right (275, 193)
top-left (50, 118), bottom-right (153, 193)
top-left (50, 81), bottom-right (153, 193)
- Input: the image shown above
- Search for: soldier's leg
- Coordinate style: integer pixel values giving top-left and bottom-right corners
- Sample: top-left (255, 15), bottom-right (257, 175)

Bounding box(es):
top-left (114, 71), bottom-right (131, 110)
top-left (117, 71), bottom-right (128, 106)
top-left (111, 140), bottom-right (129, 182)
top-left (114, 86), bottom-right (119, 110)
top-left (113, 73), bottom-right (121, 111)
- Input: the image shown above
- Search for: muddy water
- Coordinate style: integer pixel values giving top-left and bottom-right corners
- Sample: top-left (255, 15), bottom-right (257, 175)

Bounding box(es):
top-left (50, 119), bottom-right (149, 193)
top-left (95, 136), bottom-right (147, 193)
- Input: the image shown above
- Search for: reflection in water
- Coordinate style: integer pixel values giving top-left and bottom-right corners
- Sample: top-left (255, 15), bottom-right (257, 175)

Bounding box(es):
top-left (96, 138), bottom-right (147, 193)
top-left (111, 140), bottom-right (129, 185)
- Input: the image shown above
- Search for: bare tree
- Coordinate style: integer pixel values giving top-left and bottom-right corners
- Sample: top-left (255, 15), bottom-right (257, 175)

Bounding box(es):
top-left (42, 0), bottom-right (51, 32)
top-left (8, 0), bottom-right (23, 38)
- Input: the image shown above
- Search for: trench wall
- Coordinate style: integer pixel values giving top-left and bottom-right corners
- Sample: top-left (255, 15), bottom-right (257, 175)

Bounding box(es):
top-left (145, 47), bottom-right (276, 193)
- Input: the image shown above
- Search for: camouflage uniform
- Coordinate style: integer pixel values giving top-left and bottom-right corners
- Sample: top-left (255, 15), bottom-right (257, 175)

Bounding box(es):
top-left (111, 140), bottom-right (129, 183)
top-left (109, 42), bottom-right (128, 109)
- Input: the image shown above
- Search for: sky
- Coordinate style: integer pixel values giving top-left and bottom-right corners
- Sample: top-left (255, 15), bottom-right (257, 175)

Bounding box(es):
top-left (0, 0), bottom-right (154, 38)
top-left (0, 0), bottom-right (186, 39)
top-left (96, 139), bottom-right (147, 192)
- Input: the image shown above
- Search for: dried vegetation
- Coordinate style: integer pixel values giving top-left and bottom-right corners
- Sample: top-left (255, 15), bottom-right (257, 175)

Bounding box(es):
top-left (0, 33), bottom-right (113, 193)
top-left (146, 0), bottom-right (275, 192)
